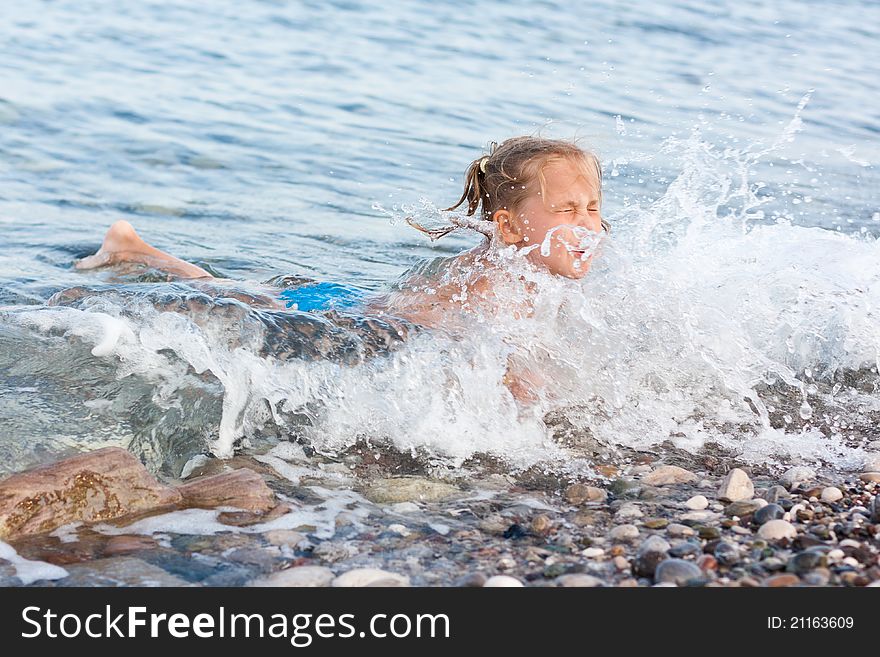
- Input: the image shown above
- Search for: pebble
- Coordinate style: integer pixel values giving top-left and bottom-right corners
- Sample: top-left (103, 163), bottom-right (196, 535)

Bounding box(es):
top-left (616, 503), bottom-right (644, 519)
top-left (363, 477), bottom-right (461, 504)
top-left (666, 523), bottom-right (696, 538)
top-left (724, 500), bottom-right (762, 517)
top-left (696, 554), bottom-right (717, 572)
top-left (638, 535), bottom-right (671, 556)
top-left (757, 519), bottom-right (797, 541)
top-left (262, 530), bottom-right (307, 547)
top-left (483, 575), bottom-right (523, 587)
top-left (753, 504), bottom-right (785, 526)
top-left (714, 541), bottom-right (740, 566)
top-left (685, 495), bottom-right (708, 510)
top-left (668, 542), bottom-right (702, 558)
top-left (820, 487), bottom-right (843, 503)
top-left (765, 574), bottom-right (800, 587)
top-left (697, 526), bottom-right (721, 540)
top-left (859, 472), bottom-right (880, 484)
top-left (717, 468), bottom-right (754, 502)
top-left (654, 559), bottom-right (703, 585)
top-left (331, 568), bottom-right (410, 587)
top-left (642, 465), bottom-right (698, 486)
top-left (530, 515), bottom-right (552, 535)
top-left (787, 551), bottom-right (826, 574)
top-left (249, 566), bottom-right (335, 588)
top-left (556, 574), bottom-right (603, 587)
top-left (564, 483), bottom-right (608, 505)
top-left (763, 486), bottom-right (790, 503)
top-left (581, 547), bottom-right (605, 558)
top-left (780, 466), bottom-right (815, 489)
top-left (455, 573), bottom-right (487, 587)
top-left (612, 556), bottom-right (630, 571)
top-left (609, 524), bottom-right (640, 542)
top-left (642, 518), bottom-right (669, 529)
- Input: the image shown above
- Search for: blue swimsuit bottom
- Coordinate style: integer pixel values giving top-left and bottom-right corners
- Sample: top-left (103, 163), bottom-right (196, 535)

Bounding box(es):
top-left (278, 282), bottom-right (364, 312)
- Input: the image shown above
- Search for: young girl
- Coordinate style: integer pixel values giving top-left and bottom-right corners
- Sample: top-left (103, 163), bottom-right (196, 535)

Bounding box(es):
top-left (69, 136), bottom-right (607, 395)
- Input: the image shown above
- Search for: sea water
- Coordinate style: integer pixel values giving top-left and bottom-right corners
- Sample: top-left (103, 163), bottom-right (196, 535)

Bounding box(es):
top-left (1, 0), bottom-right (878, 478)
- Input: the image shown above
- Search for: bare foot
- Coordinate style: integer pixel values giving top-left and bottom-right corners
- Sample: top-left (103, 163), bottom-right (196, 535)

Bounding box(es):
top-left (75, 220), bottom-right (145, 270)
top-left (75, 220), bottom-right (212, 279)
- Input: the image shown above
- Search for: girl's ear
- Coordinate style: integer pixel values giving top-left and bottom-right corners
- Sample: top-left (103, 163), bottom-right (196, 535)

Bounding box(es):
top-left (493, 209), bottom-right (523, 245)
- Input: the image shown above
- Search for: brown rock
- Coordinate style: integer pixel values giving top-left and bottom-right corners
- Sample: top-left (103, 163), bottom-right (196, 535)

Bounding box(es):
top-left (218, 503), bottom-right (290, 527)
top-left (564, 483), bottom-right (607, 505)
top-left (102, 535), bottom-right (159, 557)
top-left (765, 574), bottom-right (801, 587)
top-left (0, 447), bottom-right (181, 541)
top-left (642, 465), bottom-right (698, 486)
top-left (177, 468), bottom-right (276, 513)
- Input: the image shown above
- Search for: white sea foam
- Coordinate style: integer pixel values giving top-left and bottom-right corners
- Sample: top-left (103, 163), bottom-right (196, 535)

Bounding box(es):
top-left (0, 540), bottom-right (69, 585)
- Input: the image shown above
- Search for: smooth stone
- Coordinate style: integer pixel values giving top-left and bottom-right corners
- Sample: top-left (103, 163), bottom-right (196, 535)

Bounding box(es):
top-left (102, 535), bottom-right (158, 557)
top-left (177, 468), bottom-right (276, 513)
top-left (858, 472), bottom-right (880, 484)
top-left (455, 573), bottom-right (487, 587)
top-left (608, 524), bottom-right (640, 542)
top-left (685, 495), bottom-right (708, 510)
top-left (787, 552), bottom-right (826, 574)
top-left (763, 486), bottom-right (790, 503)
top-left (58, 556), bottom-right (191, 587)
top-left (752, 504), bottom-right (786, 527)
top-left (714, 541), bottom-right (741, 566)
top-left (765, 573), bottom-right (801, 587)
top-left (638, 535), bottom-right (671, 555)
top-left (581, 547), bottom-right (605, 558)
top-left (666, 523), bottom-right (696, 538)
top-left (331, 568), bottom-right (410, 587)
top-left (696, 525), bottom-right (721, 540)
top-left (757, 519), bottom-right (797, 541)
top-left (563, 483), bottom-right (607, 505)
top-left (820, 487), bottom-right (843, 503)
top-left (362, 477), bottom-right (462, 504)
top-left (389, 502), bottom-right (420, 514)
top-left (483, 575), bottom-right (524, 587)
top-left (724, 500), bottom-right (762, 517)
top-left (803, 569), bottom-right (831, 586)
top-left (654, 559), bottom-right (703, 585)
top-left (679, 510), bottom-right (720, 523)
top-left (263, 530), bottom-right (307, 547)
top-left (642, 518), bottom-right (668, 530)
top-left (780, 466), bottom-right (816, 489)
top-left (642, 465), bottom-right (698, 486)
top-left (249, 566), bottom-right (335, 587)
top-left (616, 503), bottom-right (643, 519)
top-left (556, 574), bottom-right (603, 587)
top-left (717, 468), bottom-right (754, 502)
top-left (668, 542), bottom-right (702, 558)
top-left (0, 447), bottom-right (181, 540)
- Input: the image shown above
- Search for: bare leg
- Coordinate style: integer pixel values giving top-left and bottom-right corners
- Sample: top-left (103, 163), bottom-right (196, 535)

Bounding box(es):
top-left (76, 220), bottom-right (213, 279)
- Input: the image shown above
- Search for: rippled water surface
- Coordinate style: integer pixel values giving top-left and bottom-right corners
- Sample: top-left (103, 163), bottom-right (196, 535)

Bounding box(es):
top-left (1, 0), bottom-right (879, 476)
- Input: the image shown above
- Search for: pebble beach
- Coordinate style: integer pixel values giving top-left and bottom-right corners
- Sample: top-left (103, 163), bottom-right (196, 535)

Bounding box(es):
top-left (2, 441), bottom-right (878, 587)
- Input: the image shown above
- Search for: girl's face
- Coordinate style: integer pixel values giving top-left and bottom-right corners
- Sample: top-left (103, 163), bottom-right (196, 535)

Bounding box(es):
top-left (499, 158), bottom-right (604, 279)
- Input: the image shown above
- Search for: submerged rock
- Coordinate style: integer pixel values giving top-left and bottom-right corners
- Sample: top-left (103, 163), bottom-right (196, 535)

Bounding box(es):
top-left (362, 477), bottom-right (462, 504)
top-left (0, 447), bottom-right (181, 541)
top-left (332, 568), bottom-right (410, 587)
top-left (177, 468), bottom-right (276, 513)
top-left (249, 566), bottom-right (335, 587)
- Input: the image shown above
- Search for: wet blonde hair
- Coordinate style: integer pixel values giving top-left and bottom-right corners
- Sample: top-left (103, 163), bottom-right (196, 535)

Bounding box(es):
top-left (406, 136), bottom-right (608, 240)
top-left (448, 136), bottom-right (608, 231)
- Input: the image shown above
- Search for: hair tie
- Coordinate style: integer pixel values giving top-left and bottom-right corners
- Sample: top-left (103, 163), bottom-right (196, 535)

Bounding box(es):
top-left (478, 156), bottom-right (489, 174)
